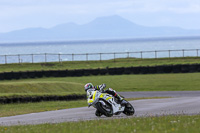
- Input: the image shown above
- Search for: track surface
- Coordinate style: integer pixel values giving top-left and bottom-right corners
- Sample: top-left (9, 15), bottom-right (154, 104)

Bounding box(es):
top-left (0, 91), bottom-right (200, 126)
top-left (119, 91), bottom-right (200, 98)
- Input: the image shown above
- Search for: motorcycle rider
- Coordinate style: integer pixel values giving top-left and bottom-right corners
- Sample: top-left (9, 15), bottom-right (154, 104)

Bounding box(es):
top-left (84, 83), bottom-right (124, 116)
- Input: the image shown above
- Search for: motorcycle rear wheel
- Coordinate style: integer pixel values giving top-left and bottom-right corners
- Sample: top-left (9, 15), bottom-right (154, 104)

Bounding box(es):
top-left (96, 102), bottom-right (113, 117)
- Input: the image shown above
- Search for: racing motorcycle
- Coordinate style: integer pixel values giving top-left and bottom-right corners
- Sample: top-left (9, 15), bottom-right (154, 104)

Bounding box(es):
top-left (87, 90), bottom-right (135, 117)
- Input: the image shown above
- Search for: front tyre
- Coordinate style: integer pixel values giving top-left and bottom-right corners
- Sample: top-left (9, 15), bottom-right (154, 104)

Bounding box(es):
top-left (123, 101), bottom-right (135, 116)
top-left (96, 102), bottom-right (113, 117)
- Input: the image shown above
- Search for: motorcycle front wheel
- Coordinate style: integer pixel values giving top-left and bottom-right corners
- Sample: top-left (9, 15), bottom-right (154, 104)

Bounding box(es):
top-left (96, 102), bottom-right (113, 117)
top-left (123, 101), bottom-right (135, 116)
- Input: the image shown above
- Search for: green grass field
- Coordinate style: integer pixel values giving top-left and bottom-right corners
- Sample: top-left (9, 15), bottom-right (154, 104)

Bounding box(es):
top-left (0, 80), bottom-right (84, 97)
top-left (1, 115), bottom-right (200, 133)
top-left (1, 57), bottom-right (200, 72)
top-left (1, 57), bottom-right (200, 98)
top-left (0, 73), bottom-right (199, 116)
top-left (1, 73), bottom-right (200, 98)
top-left (0, 57), bottom-right (200, 131)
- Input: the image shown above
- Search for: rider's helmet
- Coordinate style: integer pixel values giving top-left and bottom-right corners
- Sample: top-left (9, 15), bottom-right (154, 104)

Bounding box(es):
top-left (84, 83), bottom-right (94, 91)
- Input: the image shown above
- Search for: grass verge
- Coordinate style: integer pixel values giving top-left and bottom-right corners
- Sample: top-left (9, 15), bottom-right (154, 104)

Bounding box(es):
top-left (1, 57), bottom-right (200, 72)
top-left (1, 115), bottom-right (200, 133)
top-left (0, 100), bottom-right (86, 117)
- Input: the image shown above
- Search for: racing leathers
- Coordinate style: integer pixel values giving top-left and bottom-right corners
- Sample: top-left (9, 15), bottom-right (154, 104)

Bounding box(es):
top-left (94, 84), bottom-right (124, 102)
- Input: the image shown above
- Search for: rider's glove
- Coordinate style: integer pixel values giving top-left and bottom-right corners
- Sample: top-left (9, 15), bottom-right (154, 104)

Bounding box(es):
top-left (99, 84), bottom-right (106, 91)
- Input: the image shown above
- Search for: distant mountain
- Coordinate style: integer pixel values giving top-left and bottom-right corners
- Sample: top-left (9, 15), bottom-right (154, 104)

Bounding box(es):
top-left (0, 15), bottom-right (200, 42)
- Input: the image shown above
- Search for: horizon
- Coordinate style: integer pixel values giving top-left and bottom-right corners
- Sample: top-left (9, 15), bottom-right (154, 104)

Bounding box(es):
top-left (1, 0), bottom-right (200, 33)
top-left (1, 35), bottom-right (200, 45)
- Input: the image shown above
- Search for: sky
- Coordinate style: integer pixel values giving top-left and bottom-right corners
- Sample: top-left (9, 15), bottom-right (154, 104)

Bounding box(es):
top-left (1, 0), bottom-right (200, 33)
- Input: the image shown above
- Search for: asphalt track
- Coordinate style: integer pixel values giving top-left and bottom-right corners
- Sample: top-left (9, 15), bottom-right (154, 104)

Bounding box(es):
top-left (0, 91), bottom-right (200, 126)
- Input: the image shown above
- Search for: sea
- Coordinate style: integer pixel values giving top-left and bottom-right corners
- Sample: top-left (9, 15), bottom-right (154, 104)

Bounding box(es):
top-left (0, 36), bottom-right (200, 64)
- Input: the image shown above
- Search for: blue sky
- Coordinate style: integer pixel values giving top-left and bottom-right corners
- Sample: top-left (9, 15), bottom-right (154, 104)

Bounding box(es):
top-left (1, 0), bottom-right (200, 33)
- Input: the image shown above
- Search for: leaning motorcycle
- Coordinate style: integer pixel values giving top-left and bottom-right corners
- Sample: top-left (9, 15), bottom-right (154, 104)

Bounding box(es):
top-left (87, 90), bottom-right (135, 117)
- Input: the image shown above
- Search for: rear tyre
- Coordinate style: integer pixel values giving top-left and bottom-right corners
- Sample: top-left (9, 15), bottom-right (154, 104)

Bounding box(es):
top-left (96, 102), bottom-right (113, 117)
top-left (123, 101), bottom-right (135, 116)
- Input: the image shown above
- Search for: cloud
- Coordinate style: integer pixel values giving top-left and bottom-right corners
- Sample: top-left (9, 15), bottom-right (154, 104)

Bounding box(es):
top-left (1, 0), bottom-right (200, 17)
top-left (116, 0), bottom-right (200, 14)
top-left (169, 4), bottom-right (200, 13)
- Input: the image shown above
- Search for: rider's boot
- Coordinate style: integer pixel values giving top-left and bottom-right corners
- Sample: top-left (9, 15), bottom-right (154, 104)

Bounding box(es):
top-left (115, 93), bottom-right (128, 105)
top-left (114, 93), bottom-right (124, 103)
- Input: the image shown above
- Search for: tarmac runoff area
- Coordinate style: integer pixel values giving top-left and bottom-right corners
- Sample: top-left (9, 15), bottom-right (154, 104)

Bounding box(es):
top-left (0, 91), bottom-right (200, 126)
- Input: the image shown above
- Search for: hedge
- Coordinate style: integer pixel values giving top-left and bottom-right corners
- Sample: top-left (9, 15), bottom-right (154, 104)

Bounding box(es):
top-left (0, 94), bottom-right (86, 104)
top-left (0, 64), bottom-right (200, 80)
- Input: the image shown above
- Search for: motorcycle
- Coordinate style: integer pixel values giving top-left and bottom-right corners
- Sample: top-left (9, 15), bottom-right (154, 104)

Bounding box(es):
top-left (87, 90), bottom-right (135, 117)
